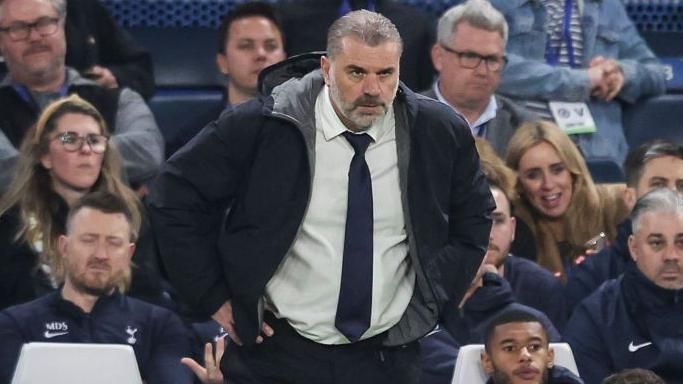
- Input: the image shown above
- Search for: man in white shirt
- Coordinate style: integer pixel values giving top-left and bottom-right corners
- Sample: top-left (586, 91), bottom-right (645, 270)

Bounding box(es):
top-left (149, 10), bottom-right (493, 384)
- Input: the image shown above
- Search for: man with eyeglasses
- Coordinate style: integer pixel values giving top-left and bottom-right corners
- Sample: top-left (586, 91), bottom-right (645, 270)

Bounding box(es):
top-left (0, 0), bottom-right (163, 195)
top-left (489, 0), bottom-right (666, 165)
top-left (423, 0), bottom-right (537, 157)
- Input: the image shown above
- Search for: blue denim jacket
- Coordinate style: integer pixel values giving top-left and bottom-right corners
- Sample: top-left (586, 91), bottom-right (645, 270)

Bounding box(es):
top-left (490, 0), bottom-right (666, 163)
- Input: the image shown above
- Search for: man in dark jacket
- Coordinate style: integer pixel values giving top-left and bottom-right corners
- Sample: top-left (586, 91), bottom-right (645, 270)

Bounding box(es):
top-left (565, 140), bottom-right (683, 312)
top-left (564, 188), bottom-right (683, 383)
top-left (0, 192), bottom-right (192, 384)
top-left (148, 10), bottom-right (493, 384)
top-left (483, 310), bottom-right (583, 384)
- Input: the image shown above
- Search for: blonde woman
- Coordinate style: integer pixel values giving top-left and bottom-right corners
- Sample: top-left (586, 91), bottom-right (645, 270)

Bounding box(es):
top-left (0, 95), bottom-right (160, 309)
top-left (505, 121), bottom-right (627, 280)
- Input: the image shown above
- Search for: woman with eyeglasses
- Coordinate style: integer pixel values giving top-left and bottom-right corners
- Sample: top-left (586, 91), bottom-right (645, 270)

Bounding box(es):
top-left (0, 94), bottom-right (163, 310)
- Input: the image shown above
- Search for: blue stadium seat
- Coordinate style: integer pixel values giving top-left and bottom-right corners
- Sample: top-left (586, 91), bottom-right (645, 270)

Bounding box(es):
top-left (586, 158), bottom-right (625, 183)
top-left (149, 89), bottom-right (225, 158)
top-left (623, 93), bottom-right (683, 148)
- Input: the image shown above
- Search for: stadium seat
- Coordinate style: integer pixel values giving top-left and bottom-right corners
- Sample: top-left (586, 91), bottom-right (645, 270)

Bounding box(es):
top-left (623, 94), bottom-right (683, 148)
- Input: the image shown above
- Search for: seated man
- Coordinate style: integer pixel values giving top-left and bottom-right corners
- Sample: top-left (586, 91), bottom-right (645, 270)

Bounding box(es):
top-left (420, 265), bottom-right (560, 384)
top-left (489, 0), bottom-right (666, 164)
top-left (166, 1), bottom-right (287, 157)
top-left (216, 1), bottom-right (286, 108)
top-left (424, 0), bottom-right (536, 157)
top-left (565, 140), bottom-right (683, 312)
top-left (0, 0), bottom-right (163, 192)
top-left (482, 310), bottom-right (583, 384)
top-left (0, 191), bottom-right (192, 384)
top-left (564, 188), bottom-right (683, 382)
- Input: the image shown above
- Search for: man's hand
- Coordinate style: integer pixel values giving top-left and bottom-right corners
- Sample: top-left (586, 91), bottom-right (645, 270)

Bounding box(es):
top-left (589, 57), bottom-right (624, 101)
top-left (85, 65), bottom-right (119, 89)
top-left (212, 301), bottom-right (274, 346)
top-left (181, 337), bottom-right (225, 384)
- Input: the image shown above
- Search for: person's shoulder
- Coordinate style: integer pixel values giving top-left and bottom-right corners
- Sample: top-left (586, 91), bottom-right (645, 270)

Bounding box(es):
top-left (0, 292), bottom-right (57, 323)
top-left (507, 255), bottom-right (560, 284)
top-left (408, 88), bottom-right (469, 131)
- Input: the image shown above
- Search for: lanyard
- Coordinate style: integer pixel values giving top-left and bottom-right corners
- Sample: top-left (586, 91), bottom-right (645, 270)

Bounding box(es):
top-left (545, 0), bottom-right (577, 68)
top-left (338, 0), bottom-right (376, 17)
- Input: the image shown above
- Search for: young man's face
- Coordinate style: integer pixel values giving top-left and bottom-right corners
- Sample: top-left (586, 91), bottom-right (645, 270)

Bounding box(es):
top-left (321, 36), bottom-right (401, 132)
top-left (625, 155), bottom-right (683, 209)
top-left (485, 187), bottom-right (516, 268)
top-left (216, 16), bottom-right (285, 99)
top-left (481, 321), bottom-right (555, 384)
top-left (629, 211), bottom-right (683, 290)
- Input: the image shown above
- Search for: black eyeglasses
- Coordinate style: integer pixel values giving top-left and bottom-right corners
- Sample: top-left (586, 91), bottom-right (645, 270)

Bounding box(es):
top-left (52, 132), bottom-right (109, 154)
top-left (0, 16), bottom-right (61, 42)
top-left (440, 44), bottom-right (508, 72)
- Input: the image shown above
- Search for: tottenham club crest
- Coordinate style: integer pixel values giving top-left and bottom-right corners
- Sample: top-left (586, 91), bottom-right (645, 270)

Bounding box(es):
top-left (125, 326), bottom-right (138, 345)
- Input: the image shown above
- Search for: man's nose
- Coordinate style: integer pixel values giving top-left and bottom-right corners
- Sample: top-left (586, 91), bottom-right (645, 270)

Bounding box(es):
top-left (363, 75), bottom-right (381, 96)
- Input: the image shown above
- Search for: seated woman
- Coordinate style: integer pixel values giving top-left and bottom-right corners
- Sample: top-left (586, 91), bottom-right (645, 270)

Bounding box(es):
top-left (505, 121), bottom-right (627, 281)
top-left (0, 94), bottom-right (163, 310)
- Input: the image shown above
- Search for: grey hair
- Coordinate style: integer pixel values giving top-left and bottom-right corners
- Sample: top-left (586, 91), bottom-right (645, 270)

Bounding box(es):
top-left (0, 0), bottom-right (67, 20)
top-left (437, 0), bottom-right (508, 46)
top-left (326, 9), bottom-right (403, 59)
top-left (631, 188), bottom-right (683, 234)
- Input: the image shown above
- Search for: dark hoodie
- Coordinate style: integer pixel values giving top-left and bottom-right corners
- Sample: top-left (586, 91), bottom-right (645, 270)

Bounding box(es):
top-left (565, 219), bottom-right (633, 312)
top-left (419, 273), bottom-right (560, 384)
top-left (565, 262), bottom-right (683, 383)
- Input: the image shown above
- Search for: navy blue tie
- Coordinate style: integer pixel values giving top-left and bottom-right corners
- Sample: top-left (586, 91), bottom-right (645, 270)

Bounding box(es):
top-left (335, 131), bottom-right (374, 342)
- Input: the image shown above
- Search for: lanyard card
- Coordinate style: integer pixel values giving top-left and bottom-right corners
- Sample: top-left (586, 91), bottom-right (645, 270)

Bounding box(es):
top-left (548, 101), bottom-right (597, 135)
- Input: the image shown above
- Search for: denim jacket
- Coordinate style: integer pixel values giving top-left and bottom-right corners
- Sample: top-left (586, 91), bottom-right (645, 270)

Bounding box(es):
top-left (490, 0), bottom-right (666, 163)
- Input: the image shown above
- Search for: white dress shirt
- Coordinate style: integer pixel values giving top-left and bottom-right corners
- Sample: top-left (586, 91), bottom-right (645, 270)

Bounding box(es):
top-left (264, 86), bottom-right (415, 344)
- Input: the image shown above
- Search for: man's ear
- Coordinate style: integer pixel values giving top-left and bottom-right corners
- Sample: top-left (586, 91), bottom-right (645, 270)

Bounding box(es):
top-left (547, 345), bottom-right (555, 369)
top-left (126, 243), bottom-right (136, 263)
top-left (431, 43), bottom-right (443, 73)
top-left (481, 350), bottom-right (494, 375)
top-left (510, 216), bottom-right (517, 241)
top-left (623, 187), bottom-right (637, 211)
top-left (628, 234), bottom-right (638, 262)
top-left (58, 234), bottom-right (68, 258)
top-left (320, 55), bottom-right (331, 85)
top-left (216, 53), bottom-right (229, 75)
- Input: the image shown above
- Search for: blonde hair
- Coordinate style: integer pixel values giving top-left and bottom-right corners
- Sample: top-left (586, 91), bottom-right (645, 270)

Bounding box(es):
top-left (505, 121), bottom-right (626, 278)
top-left (0, 94), bottom-right (141, 289)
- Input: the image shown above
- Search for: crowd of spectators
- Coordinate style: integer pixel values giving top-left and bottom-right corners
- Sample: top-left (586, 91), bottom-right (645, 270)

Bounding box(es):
top-left (0, 0), bottom-right (680, 383)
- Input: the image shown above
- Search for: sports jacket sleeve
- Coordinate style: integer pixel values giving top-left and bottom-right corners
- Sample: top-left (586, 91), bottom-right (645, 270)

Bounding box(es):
top-left (147, 103), bottom-right (262, 317)
top-left (144, 309), bottom-right (193, 384)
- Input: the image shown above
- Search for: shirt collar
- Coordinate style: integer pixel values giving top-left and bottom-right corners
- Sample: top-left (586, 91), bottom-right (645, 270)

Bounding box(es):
top-left (317, 85), bottom-right (392, 143)
top-left (433, 80), bottom-right (497, 135)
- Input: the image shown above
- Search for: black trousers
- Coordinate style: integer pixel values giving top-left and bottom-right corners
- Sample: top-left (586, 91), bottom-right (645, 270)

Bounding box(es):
top-left (223, 312), bottom-right (421, 384)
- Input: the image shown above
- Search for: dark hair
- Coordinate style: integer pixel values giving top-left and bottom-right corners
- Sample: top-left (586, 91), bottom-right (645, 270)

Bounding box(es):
top-left (217, 1), bottom-right (284, 54)
top-left (66, 191), bottom-right (136, 241)
top-left (602, 369), bottom-right (666, 384)
top-left (483, 309), bottom-right (547, 351)
top-left (623, 140), bottom-right (683, 187)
